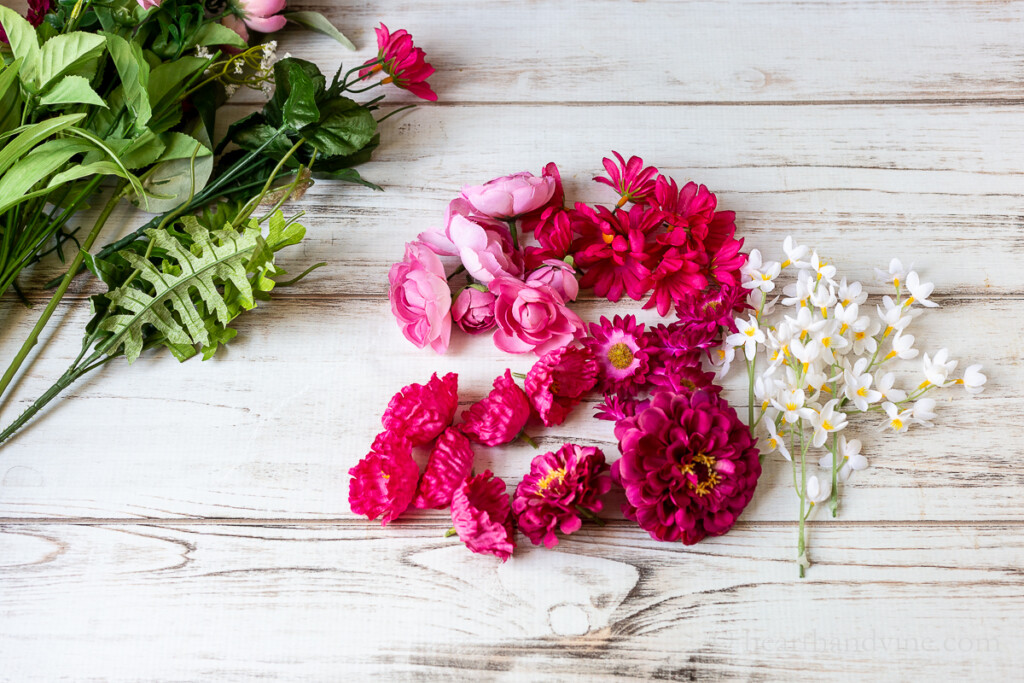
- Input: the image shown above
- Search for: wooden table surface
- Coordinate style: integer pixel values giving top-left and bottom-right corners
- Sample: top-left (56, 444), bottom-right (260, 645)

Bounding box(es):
top-left (2, 1), bottom-right (1023, 680)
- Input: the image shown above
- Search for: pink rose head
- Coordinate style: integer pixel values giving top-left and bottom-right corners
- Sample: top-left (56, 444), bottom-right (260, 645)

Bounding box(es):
top-left (452, 287), bottom-right (497, 334)
top-left (381, 372), bottom-right (459, 446)
top-left (413, 427), bottom-right (475, 509)
top-left (419, 201), bottom-right (522, 284)
top-left (519, 162), bottom-right (565, 233)
top-left (525, 344), bottom-right (599, 427)
top-left (459, 369), bottom-right (531, 446)
top-left (451, 470), bottom-right (516, 561)
top-left (348, 433), bottom-right (419, 526)
top-left (489, 277), bottom-right (586, 356)
top-left (513, 444), bottom-right (612, 548)
top-left (226, 0), bottom-right (287, 36)
top-left (461, 171), bottom-right (557, 219)
top-left (612, 390), bottom-right (760, 544)
top-left (525, 258), bottom-right (579, 303)
top-left (389, 241), bottom-right (452, 354)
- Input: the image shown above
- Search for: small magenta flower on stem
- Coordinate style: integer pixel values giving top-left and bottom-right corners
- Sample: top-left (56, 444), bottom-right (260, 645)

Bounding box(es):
top-left (359, 23), bottom-right (437, 101)
top-left (594, 152), bottom-right (659, 207)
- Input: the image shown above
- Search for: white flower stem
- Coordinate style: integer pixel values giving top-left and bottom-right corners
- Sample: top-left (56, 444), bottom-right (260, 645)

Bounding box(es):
top-left (830, 431), bottom-right (839, 518)
top-left (797, 419), bottom-right (808, 578)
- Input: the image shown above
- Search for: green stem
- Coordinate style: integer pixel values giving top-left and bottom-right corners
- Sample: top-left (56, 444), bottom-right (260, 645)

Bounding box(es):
top-left (797, 420), bottom-right (807, 578)
top-left (575, 505), bottom-right (606, 527)
top-left (506, 218), bottom-right (519, 250)
top-left (746, 357), bottom-right (755, 430)
top-left (830, 432), bottom-right (839, 518)
top-left (0, 184), bottom-right (125, 403)
top-left (444, 527), bottom-right (458, 538)
top-left (519, 432), bottom-right (538, 449)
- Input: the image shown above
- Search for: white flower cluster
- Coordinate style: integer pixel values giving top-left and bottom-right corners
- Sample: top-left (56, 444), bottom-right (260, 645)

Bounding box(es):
top-left (721, 237), bottom-right (986, 574)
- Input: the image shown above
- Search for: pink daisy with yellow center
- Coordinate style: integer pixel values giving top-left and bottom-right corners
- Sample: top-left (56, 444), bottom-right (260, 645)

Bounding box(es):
top-left (583, 315), bottom-right (650, 396)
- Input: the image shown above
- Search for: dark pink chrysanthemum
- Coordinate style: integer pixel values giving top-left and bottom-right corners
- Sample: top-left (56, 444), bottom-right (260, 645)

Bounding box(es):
top-left (594, 152), bottom-right (659, 206)
top-left (360, 23), bottom-right (437, 101)
top-left (451, 470), bottom-right (516, 561)
top-left (645, 319), bottom-right (720, 369)
top-left (653, 177), bottom-right (719, 245)
top-left (412, 427), bottom-right (475, 509)
top-left (612, 390), bottom-right (761, 545)
top-left (460, 369), bottom-right (531, 446)
top-left (647, 363), bottom-right (722, 395)
top-left (381, 372), bottom-right (459, 446)
top-left (572, 204), bottom-right (661, 302)
top-left (349, 432), bottom-right (419, 526)
top-left (525, 344), bottom-right (599, 427)
top-left (675, 283), bottom-right (749, 332)
top-left (583, 315), bottom-right (650, 397)
top-left (513, 444), bottom-right (612, 548)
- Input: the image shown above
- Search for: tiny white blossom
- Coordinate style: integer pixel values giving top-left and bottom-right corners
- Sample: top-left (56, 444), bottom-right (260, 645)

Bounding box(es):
top-left (921, 348), bottom-right (957, 388)
top-left (843, 358), bottom-right (882, 411)
top-left (781, 271), bottom-right (816, 308)
top-left (904, 271), bottom-right (938, 308)
top-left (781, 236), bottom-right (809, 269)
top-left (809, 281), bottom-right (837, 316)
top-left (877, 257), bottom-right (912, 288)
top-left (912, 398), bottom-right (938, 426)
top-left (877, 295), bottom-right (912, 337)
top-left (708, 344), bottom-right (736, 380)
top-left (882, 402), bottom-right (912, 433)
top-left (806, 474), bottom-right (832, 504)
top-left (837, 278), bottom-right (868, 307)
top-left (875, 371), bottom-right (907, 403)
top-left (850, 315), bottom-right (881, 355)
top-left (814, 320), bottom-right (850, 364)
top-left (810, 252), bottom-right (837, 284)
top-left (819, 435), bottom-right (867, 482)
top-left (785, 306), bottom-right (827, 341)
top-left (812, 398), bottom-right (848, 447)
top-left (959, 364), bottom-right (987, 394)
top-left (834, 301), bottom-right (859, 336)
top-left (773, 388), bottom-right (816, 424)
top-left (763, 419), bottom-right (791, 461)
top-left (726, 316), bottom-right (765, 360)
top-left (885, 332), bottom-right (918, 361)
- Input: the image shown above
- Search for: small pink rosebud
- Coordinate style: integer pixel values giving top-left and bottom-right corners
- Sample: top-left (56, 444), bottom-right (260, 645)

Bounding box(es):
top-left (461, 172), bottom-right (557, 219)
top-left (525, 258), bottom-right (579, 303)
top-left (452, 287), bottom-right (496, 334)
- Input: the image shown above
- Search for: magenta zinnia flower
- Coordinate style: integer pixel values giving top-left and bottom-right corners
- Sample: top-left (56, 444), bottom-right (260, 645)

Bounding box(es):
top-left (460, 369), bottom-right (531, 446)
top-left (525, 344), bottom-right (599, 427)
top-left (583, 315), bottom-right (650, 397)
top-left (451, 470), bottom-right (516, 561)
top-left (381, 372), bottom-right (459, 446)
top-left (349, 432), bottom-right (419, 526)
top-left (513, 444), bottom-right (612, 548)
top-left (360, 24), bottom-right (437, 101)
top-left (594, 152), bottom-right (659, 207)
top-left (413, 427), bottom-right (475, 509)
top-left (612, 390), bottom-right (761, 544)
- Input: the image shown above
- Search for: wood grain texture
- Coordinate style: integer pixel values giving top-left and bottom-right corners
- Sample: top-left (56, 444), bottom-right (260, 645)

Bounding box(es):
top-left (1, 0), bottom-right (1022, 679)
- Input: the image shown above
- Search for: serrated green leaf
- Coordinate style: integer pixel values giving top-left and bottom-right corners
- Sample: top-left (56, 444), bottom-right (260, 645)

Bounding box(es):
top-left (102, 31), bottom-right (152, 132)
top-left (156, 132), bottom-right (211, 162)
top-left (39, 74), bottom-right (107, 108)
top-left (265, 58), bottom-right (326, 129)
top-left (36, 33), bottom-right (106, 92)
top-left (135, 123), bottom-right (214, 214)
top-left (0, 7), bottom-right (40, 85)
top-left (0, 59), bottom-right (25, 136)
top-left (305, 96), bottom-right (377, 158)
top-left (0, 113), bottom-right (86, 178)
top-left (284, 11), bottom-right (355, 50)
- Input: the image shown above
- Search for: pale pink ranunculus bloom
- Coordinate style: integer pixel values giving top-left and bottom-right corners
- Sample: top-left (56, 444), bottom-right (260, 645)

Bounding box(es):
top-left (461, 171), bottom-right (557, 219)
top-left (452, 287), bottom-right (496, 334)
top-left (489, 276), bottom-right (585, 355)
top-left (525, 258), bottom-right (579, 302)
top-left (419, 199), bottom-right (522, 285)
top-left (136, 0), bottom-right (161, 9)
top-left (388, 241), bottom-right (452, 354)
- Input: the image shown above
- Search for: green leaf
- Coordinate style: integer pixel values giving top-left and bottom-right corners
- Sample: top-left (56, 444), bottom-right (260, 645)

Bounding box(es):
top-left (284, 11), bottom-right (355, 50)
top-left (230, 122), bottom-right (294, 157)
top-left (191, 22), bottom-right (247, 49)
top-left (147, 56), bottom-right (208, 110)
top-left (305, 96), bottom-right (377, 158)
top-left (47, 160), bottom-right (133, 187)
top-left (135, 123), bottom-right (214, 214)
top-left (102, 31), bottom-right (152, 133)
top-left (282, 68), bottom-right (320, 131)
top-left (0, 138), bottom-right (93, 200)
top-left (0, 7), bottom-right (40, 85)
top-left (264, 58), bottom-right (326, 129)
top-left (312, 167), bottom-right (382, 191)
top-left (0, 59), bottom-right (24, 137)
top-left (157, 132), bottom-right (211, 162)
top-left (0, 113), bottom-right (86, 178)
top-left (36, 33), bottom-right (106, 92)
top-left (38, 74), bottom-right (107, 108)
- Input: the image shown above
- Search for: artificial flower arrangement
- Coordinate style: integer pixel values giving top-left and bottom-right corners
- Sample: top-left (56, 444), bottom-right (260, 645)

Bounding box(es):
top-left (358, 152), bottom-right (987, 574)
top-left (0, 1), bottom-right (437, 442)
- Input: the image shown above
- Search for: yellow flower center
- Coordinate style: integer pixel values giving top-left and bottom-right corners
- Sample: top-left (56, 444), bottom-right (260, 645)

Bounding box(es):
top-left (607, 342), bottom-right (635, 370)
top-left (537, 467), bottom-right (567, 492)
top-left (822, 419), bottom-right (834, 431)
top-left (856, 387), bottom-right (867, 397)
top-left (891, 418), bottom-right (903, 431)
top-left (821, 336), bottom-right (832, 348)
top-left (855, 331), bottom-right (865, 340)
top-left (744, 327), bottom-right (756, 337)
top-left (786, 402), bottom-right (797, 411)
top-left (601, 232), bottom-right (615, 245)
top-left (688, 452), bottom-right (720, 497)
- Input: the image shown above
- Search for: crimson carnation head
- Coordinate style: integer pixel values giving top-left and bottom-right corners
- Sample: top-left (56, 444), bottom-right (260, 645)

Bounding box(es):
top-left (360, 23), bottom-right (437, 101)
top-left (412, 427), bottom-right (475, 509)
top-left (584, 314), bottom-right (650, 397)
top-left (451, 470), bottom-right (515, 561)
top-left (381, 372), bottom-right (459, 446)
top-left (612, 390), bottom-right (761, 544)
top-left (348, 432), bottom-right (419, 526)
top-left (525, 344), bottom-right (599, 427)
top-left (513, 444), bottom-right (612, 548)
top-left (460, 369), bottom-right (530, 446)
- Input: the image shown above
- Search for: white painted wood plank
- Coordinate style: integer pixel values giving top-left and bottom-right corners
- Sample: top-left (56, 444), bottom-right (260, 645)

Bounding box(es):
top-left (15, 103), bottom-right (1024, 297)
top-left (1, 522), bottom-right (1021, 680)
top-left (0, 295), bottom-right (1013, 521)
